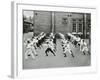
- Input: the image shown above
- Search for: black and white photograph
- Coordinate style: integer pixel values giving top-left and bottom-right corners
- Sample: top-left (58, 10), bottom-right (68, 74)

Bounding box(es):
top-left (23, 10), bottom-right (91, 69)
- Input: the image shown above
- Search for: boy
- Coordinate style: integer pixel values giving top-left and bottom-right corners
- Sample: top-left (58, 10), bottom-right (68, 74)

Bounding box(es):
top-left (25, 39), bottom-right (38, 60)
top-left (61, 39), bottom-right (74, 58)
top-left (80, 39), bottom-right (90, 55)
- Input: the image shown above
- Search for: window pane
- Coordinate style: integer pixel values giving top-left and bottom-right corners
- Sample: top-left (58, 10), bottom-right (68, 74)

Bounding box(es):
top-left (78, 23), bottom-right (82, 32)
top-left (72, 23), bottom-right (76, 32)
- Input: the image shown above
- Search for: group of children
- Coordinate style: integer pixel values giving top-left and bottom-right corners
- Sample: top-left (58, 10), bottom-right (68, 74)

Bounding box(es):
top-left (24, 32), bottom-right (90, 60)
top-left (59, 33), bottom-right (90, 58)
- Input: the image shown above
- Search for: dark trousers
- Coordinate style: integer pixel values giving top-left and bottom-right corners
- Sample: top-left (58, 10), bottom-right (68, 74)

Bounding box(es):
top-left (45, 48), bottom-right (56, 56)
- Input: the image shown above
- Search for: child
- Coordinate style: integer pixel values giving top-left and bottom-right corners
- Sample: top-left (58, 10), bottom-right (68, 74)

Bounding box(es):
top-left (45, 40), bottom-right (56, 56)
top-left (25, 39), bottom-right (38, 60)
top-left (61, 39), bottom-right (74, 58)
top-left (80, 39), bottom-right (90, 55)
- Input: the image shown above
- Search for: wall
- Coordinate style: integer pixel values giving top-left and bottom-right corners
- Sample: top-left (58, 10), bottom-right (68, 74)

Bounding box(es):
top-left (23, 10), bottom-right (90, 35)
top-left (30, 11), bottom-right (85, 34)
top-left (55, 12), bottom-right (83, 34)
top-left (34, 11), bottom-right (52, 33)
top-left (0, 0), bottom-right (100, 80)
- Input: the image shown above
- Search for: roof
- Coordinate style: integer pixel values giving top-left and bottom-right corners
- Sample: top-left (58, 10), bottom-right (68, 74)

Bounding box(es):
top-left (24, 20), bottom-right (33, 24)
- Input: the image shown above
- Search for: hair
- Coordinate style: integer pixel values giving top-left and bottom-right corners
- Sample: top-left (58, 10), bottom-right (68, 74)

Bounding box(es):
top-left (27, 40), bottom-right (30, 43)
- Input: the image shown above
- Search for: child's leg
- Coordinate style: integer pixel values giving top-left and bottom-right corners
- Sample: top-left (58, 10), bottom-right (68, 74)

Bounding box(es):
top-left (63, 53), bottom-right (67, 57)
top-left (80, 45), bottom-right (82, 51)
top-left (49, 48), bottom-right (56, 56)
top-left (25, 49), bottom-right (30, 59)
top-left (69, 50), bottom-right (74, 58)
top-left (86, 47), bottom-right (90, 55)
top-left (45, 48), bottom-right (49, 56)
top-left (62, 47), bottom-right (67, 57)
top-left (30, 52), bottom-right (35, 59)
top-left (82, 49), bottom-right (85, 55)
top-left (82, 48), bottom-right (85, 55)
top-left (63, 50), bottom-right (67, 57)
top-left (83, 51), bottom-right (85, 55)
top-left (88, 51), bottom-right (91, 55)
top-left (32, 47), bottom-right (38, 56)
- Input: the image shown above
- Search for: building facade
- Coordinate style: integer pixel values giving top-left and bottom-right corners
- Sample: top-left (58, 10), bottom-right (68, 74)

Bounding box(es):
top-left (23, 10), bottom-right (91, 39)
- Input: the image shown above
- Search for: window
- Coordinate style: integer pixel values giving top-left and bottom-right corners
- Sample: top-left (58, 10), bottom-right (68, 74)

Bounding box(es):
top-left (72, 19), bottom-right (77, 32)
top-left (78, 19), bottom-right (83, 32)
top-left (78, 23), bottom-right (82, 32)
top-left (72, 23), bottom-right (77, 32)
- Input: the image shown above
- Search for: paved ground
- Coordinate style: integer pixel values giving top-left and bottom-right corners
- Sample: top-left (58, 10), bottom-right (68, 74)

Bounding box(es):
top-left (23, 32), bottom-right (91, 69)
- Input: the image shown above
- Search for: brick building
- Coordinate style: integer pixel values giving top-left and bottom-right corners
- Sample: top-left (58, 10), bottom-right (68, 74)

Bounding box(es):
top-left (23, 10), bottom-right (91, 39)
